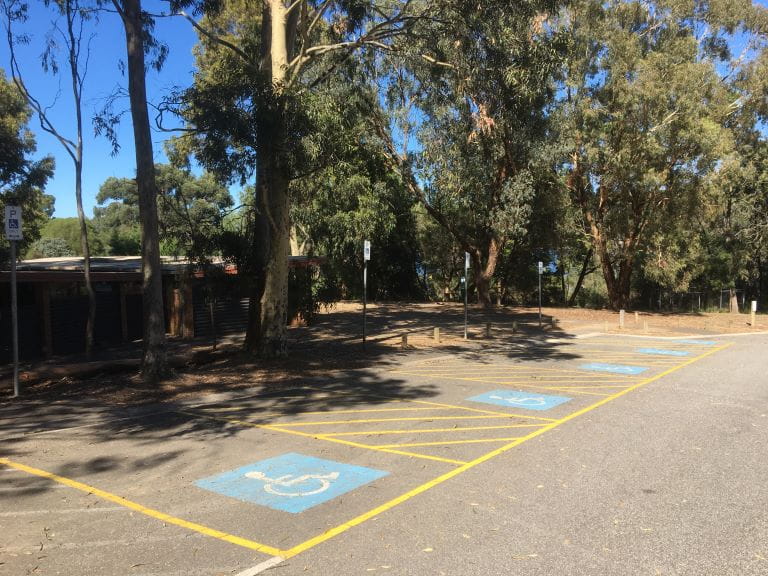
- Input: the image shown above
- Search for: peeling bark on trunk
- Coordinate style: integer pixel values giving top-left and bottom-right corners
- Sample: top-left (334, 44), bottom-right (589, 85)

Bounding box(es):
top-left (244, 0), bottom-right (291, 358)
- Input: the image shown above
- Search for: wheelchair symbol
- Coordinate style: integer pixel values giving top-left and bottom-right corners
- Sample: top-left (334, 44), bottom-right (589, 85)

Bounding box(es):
top-left (489, 394), bottom-right (546, 406)
top-left (244, 470), bottom-right (340, 497)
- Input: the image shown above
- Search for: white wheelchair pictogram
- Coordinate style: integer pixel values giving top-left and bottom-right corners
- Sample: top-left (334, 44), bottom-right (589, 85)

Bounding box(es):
top-left (489, 394), bottom-right (546, 406)
top-left (244, 470), bottom-right (340, 497)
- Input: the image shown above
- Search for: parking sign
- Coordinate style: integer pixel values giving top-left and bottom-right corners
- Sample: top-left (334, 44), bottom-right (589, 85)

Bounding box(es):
top-left (4, 206), bottom-right (22, 240)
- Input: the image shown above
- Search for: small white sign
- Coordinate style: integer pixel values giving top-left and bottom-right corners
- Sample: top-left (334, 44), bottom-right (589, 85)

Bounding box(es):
top-left (752, 300), bottom-right (757, 313)
top-left (465, 252), bottom-right (470, 269)
top-left (538, 261), bottom-right (544, 275)
top-left (363, 240), bottom-right (371, 261)
top-left (4, 206), bottom-right (22, 241)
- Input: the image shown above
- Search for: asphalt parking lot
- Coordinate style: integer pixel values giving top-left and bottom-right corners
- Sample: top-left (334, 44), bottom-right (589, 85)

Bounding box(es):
top-left (2, 332), bottom-right (767, 575)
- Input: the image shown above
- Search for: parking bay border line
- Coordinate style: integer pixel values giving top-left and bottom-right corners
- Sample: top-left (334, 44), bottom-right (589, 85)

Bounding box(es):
top-left (0, 341), bottom-right (732, 565)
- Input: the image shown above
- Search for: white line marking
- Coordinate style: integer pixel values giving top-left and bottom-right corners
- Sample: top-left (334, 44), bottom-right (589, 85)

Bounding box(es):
top-left (235, 556), bottom-right (285, 575)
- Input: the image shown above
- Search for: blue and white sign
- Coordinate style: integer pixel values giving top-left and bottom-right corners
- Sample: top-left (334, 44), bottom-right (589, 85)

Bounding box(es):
top-left (637, 348), bottom-right (690, 357)
top-left (195, 453), bottom-right (388, 514)
top-left (580, 363), bottom-right (648, 375)
top-left (673, 339), bottom-right (716, 346)
top-left (468, 389), bottom-right (571, 411)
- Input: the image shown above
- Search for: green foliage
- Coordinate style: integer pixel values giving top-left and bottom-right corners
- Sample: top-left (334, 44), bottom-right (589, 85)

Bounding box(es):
top-left (93, 164), bottom-right (233, 260)
top-left (37, 217), bottom-right (103, 255)
top-left (0, 69), bottom-right (55, 262)
top-left (556, 0), bottom-right (760, 308)
top-left (26, 236), bottom-right (74, 258)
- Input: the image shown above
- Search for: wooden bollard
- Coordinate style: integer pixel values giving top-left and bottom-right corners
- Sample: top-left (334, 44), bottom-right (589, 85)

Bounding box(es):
top-left (485, 323), bottom-right (491, 338)
top-left (619, 309), bottom-right (625, 329)
top-left (635, 311), bottom-right (639, 323)
top-left (512, 321), bottom-right (518, 333)
top-left (434, 327), bottom-right (440, 342)
top-left (401, 334), bottom-right (408, 348)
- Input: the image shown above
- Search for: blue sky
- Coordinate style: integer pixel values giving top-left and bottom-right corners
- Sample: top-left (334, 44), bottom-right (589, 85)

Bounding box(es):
top-left (2, 1), bottom-right (767, 219)
top-left (0, 1), bottom-right (198, 218)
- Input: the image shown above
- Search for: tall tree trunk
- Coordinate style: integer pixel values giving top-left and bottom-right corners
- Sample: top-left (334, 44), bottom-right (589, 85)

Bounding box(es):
top-left (244, 0), bottom-right (291, 358)
top-left (115, 0), bottom-right (168, 381)
top-left (729, 288), bottom-right (740, 314)
top-left (470, 236), bottom-right (501, 308)
top-left (74, 161), bottom-right (95, 356)
top-left (567, 248), bottom-right (593, 307)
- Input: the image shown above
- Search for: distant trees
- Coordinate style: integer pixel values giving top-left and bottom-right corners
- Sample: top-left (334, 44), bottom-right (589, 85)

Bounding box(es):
top-left (0, 70), bottom-right (54, 264)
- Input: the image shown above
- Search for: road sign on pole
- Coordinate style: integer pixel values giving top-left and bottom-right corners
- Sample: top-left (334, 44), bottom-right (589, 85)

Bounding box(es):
top-left (5, 206), bottom-right (21, 397)
top-left (464, 252), bottom-right (469, 340)
top-left (5, 206), bottom-right (22, 241)
top-left (538, 261), bottom-right (543, 328)
top-left (363, 240), bottom-right (370, 349)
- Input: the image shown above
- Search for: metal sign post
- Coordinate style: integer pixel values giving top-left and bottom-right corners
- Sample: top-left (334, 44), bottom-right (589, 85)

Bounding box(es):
top-left (538, 261), bottom-right (543, 328)
top-left (363, 240), bottom-right (370, 349)
top-left (5, 206), bottom-right (22, 397)
top-left (464, 252), bottom-right (469, 340)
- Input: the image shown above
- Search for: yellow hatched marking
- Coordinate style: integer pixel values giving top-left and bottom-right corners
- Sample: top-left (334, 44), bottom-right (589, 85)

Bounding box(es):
top-left (176, 410), bottom-right (467, 466)
top-left (379, 437), bottom-right (522, 448)
top-left (323, 423), bottom-right (545, 437)
top-left (0, 458), bottom-right (283, 557)
top-left (2, 343), bottom-right (731, 562)
top-left (408, 399), bottom-right (558, 421)
top-left (201, 406), bottom-right (450, 416)
top-left (281, 342), bottom-right (733, 559)
top-left (275, 415), bottom-right (525, 427)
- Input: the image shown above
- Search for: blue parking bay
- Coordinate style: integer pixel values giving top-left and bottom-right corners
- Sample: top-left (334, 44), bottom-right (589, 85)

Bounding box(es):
top-left (580, 362), bottom-right (648, 375)
top-left (637, 348), bottom-right (690, 357)
top-left (195, 453), bottom-right (388, 514)
top-left (674, 339), bottom-right (716, 345)
top-left (468, 389), bottom-right (572, 411)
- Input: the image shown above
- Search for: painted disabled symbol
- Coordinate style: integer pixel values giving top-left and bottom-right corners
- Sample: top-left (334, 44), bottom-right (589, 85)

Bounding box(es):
top-left (468, 389), bottom-right (572, 411)
top-left (196, 453), bottom-right (388, 513)
top-left (489, 394), bottom-right (546, 407)
top-left (244, 470), bottom-right (340, 497)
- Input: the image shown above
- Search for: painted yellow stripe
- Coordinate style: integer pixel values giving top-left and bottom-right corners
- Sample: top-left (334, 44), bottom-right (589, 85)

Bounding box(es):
top-left (409, 399), bottom-right (558, 422)
top-left (275, 415), bottom-right (525, 427)
top-left (200, 406), bottom-right (445, 416)
top-left (281, 341), bottom-right (732, 558)
top-left (4, 341), bottom-right (729, 562)
top-left (177, 410), bottom-right (468, 466)
top-left (0, 457), bottom-right (283, 557)
top-left (324, 423), bottom-right (545, 437)
top-left (378, 437), bottom-right (522, 448)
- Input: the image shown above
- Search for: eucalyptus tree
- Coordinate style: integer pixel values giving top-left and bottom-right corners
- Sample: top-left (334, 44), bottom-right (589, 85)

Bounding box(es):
top-left (0, 69), bottom-right (54, 263)
top-left (2, 0), bottom-right (99, 354)
top-left (172, 0), bottom-right (434, 357)
top-left (370, 1), bottom-right (568, 306)
top-left (109, 0), bottom-right (169, 380)
top-left (557, 0), bottom-right (764, 310)
top-left (95, 164), bottom-right (233, 260)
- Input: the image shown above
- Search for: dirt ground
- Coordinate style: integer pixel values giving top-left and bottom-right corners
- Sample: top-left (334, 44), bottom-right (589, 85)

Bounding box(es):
top-left (1, 302), bottom-right (762, 405)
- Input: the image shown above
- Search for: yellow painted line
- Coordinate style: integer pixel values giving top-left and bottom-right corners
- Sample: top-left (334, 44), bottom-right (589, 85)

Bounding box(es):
top-left (378, 437), bottom-right (522, 448)
top-left (409, 399), bottom-right (558, 422)
top-left (280, 341), bottom-right (733, 559)
top-left (200, 406), bottom-right (445, 416)
top-left (275, 415), bottom-right (525, 427)
top-left (177, 410), bottom-right (468, 466)
top-left (0, 457), bottom-right (284, 557)
top-left (3, 342), bottom-right (731, 562)
top-left (324, 423), bottom-right (546, 437)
